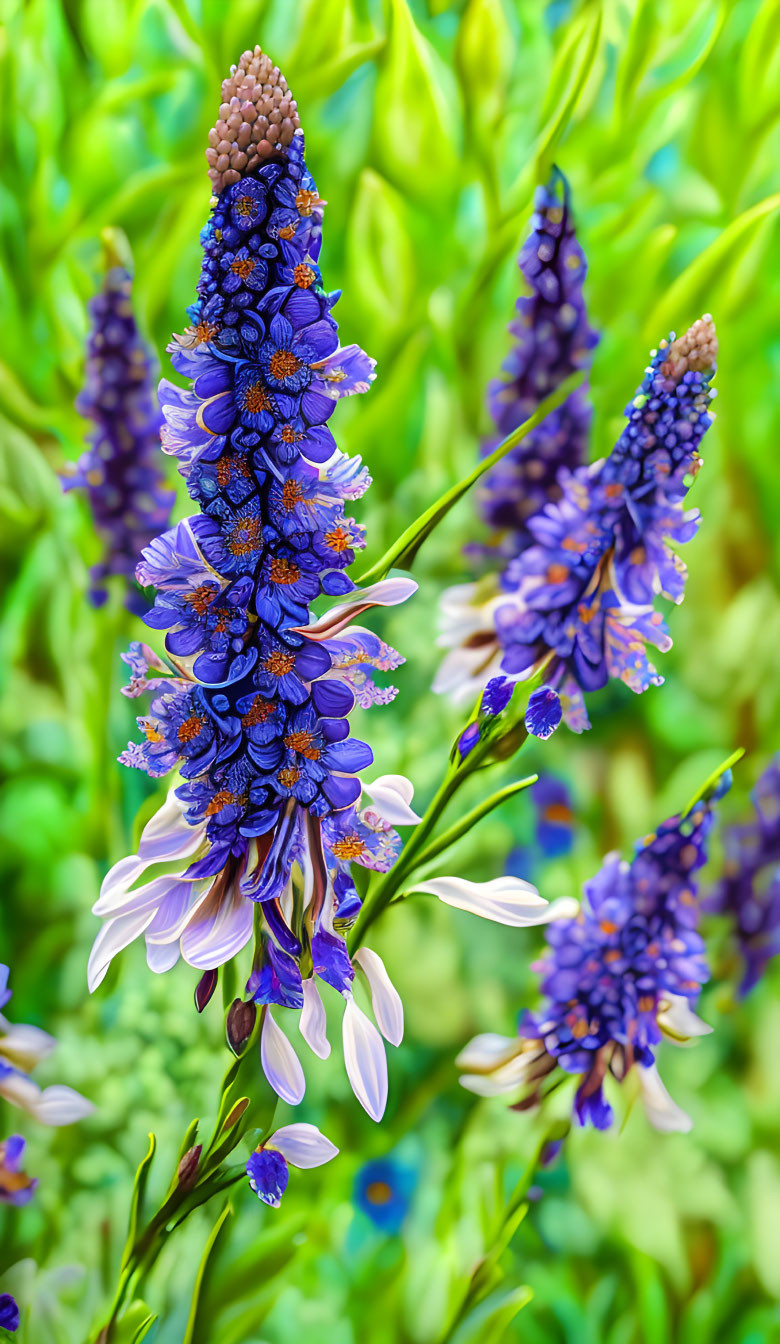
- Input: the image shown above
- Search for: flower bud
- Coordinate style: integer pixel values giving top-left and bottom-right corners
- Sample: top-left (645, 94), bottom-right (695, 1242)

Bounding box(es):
top-left (226, 998), bottom-right (257, 1056)
top-left (177, 1143), bottom-right (202, 1191)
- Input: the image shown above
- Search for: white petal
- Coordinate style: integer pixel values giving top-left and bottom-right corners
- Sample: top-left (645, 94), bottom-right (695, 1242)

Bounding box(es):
top-left (87, 907), bottom-right (157, 992)
top-left (459, 1051), bottom-right (536, 1097)
top-left (292, 578), bottom-right (418, 641)
top-left (362, 774), bottom-right (421, 826)
top-left (455, 1033), bottom-right (520, 1072)
top-left (180, 889), bottom-right (254, 969)
top-left (269, 1123), bottom-right (339, 1169)
top-left (342, 996), bottom-right (388, 1122)
top-left (145, 939), bottom-right (181, 974)
top-left (0, 1072), bottom-right (93, 1125)
top-left (0, 1022), bottom-right (56, 1071)
top-left (95, 809), bottom-right (205, 916)
top-left (431, 645), bottom-right (499, 701)
top-left (414, 876), bottom-right (572, 927)
top-left (143, 877), bottom-right (213, 944)
top-left (637, 1064), bottom-right (693, 1133)
top-left (300, 979), bottom-right (330, 1059)
top-left (657, 995), bottom-right (713, 1041)
top-left (353, 947), bottom-right (404, 1046)
top-left (261, 1011), bottom-right (305, 1106)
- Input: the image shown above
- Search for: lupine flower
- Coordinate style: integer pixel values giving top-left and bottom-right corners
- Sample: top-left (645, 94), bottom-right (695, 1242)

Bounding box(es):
top-left (0, 966), bottom-right (93, 1126)
top-left (89, 48), bottom-right (563, 1124)
top-left (63, 234), bottom-right (175, 614)
top-left (437, 314), bottom-right (717, 729)
top-left (0, 1294), bottom-right (19, 1332)
top-left (0, 1135), bottom-right (37, 1207)
top-left (246, 1122), bottom-right (337, 1207)
top-left (705, 755), bottom-right (780, 994)
top-left (458, 780), bottom-right (728, 1132)
top-left (354, 1155), bottom-right (416, 1233)
top-left (473, 170), bottom-right (598, 559)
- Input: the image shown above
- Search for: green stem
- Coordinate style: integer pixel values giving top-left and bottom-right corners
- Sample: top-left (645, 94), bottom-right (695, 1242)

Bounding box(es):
top-left (356, 371), bottom-right (587, 585)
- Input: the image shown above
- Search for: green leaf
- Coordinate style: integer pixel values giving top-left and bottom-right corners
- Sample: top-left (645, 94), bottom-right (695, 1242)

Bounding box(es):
top-left (681, 748), bottom-right (744, 817)
top-left (452, 1285), bottom-right (533, 1344)
top-left (183, 1203), bottom-right (233, 1344)
top-left (111, 1300), bottom-right (158, 1344)
top-left (412, 777), bottom-right (538, 872)
top-left (356, 371), bottom-right (586, 583)
top-left (534, 2), bottom-right (602, 181)
top-left (120, 1134), bottom-right (156, 1270)
top-left (455, 0), bottom-right (514, 131)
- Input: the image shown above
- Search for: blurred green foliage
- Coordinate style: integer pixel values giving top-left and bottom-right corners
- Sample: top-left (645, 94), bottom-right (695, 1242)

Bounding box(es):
top-left (1, 0), bottom-right (779, 1340)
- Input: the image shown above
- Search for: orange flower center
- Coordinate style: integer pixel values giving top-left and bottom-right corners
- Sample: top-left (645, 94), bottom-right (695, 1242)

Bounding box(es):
top-left (242, 696), bottom-right (276, 727)
top-left (269, 349), bottom-right (303, 381)
top-left (243, 381), bottom-right (272, 415)
top-left (280, 424), bottom-right (301, 444)
top-left (295, 189), bottom-right (319, 216)
top-left (231, 256), bottom-right (256, 279)
top-left (331, 834), bottom-right (366, 860)
top-left (264, 651), bottom-right (295, 677)
top-left (293, 264), bottom-right (316, 289)
top-left (324, 525), bottom-right (352, 553)
top-left (228, 516), bottom-right (262, 555)
top-left (284, 731), bottom-right (321, 760)
top-left (268, 557), bottom-right (300, 585)
top-left (186, 584), bottom-right (218, 615)
top-left (278, 222), bottom-right (298, 241)
top-left (193, 320), bottom-right (219, 344)
top-left (205, 790), bottom-right (235, 815)
top-left (277, 766), bottom-right (301, 788)
top-left (178, 715), bottom-right (204, 743)
top-left (282, 480), bottom-right (304, 509)
top-left (234, 194), bottom-right (256, 217)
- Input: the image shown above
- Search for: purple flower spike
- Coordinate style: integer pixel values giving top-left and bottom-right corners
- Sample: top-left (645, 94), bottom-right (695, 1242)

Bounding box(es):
top-left (63, 241), bottom-right (175, 613)
top-left (525, 686), bottom-right (562, 739)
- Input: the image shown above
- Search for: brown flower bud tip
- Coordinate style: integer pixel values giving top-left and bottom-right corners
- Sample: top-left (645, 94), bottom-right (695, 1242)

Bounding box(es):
top-left (660, 313), bottom-right (718, 381)
top-left (177, 1143), bottom-right (202, 1190)
top-left (195, 967), bottom-right (219, 1013)
top-left (226, 997), bottom-right (257, 1056)
top-left (206, 45), bottom-right (301, 195)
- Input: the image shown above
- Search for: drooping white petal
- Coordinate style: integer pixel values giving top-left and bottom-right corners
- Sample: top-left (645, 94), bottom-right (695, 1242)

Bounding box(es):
top-left (415, 876), bottom-right (577, 927)
top-left (293, 578), bottom-right (418, 641)
top-left (180, 888), bottom-right (254, 969)
top-left (431, 644), bottom-right (503, 702)
top-left (455, 1033), bottom-right (521, 1073)
top-left (362, 775), bottom-right (421, 826)
top-left (459, 1051), bottom-right (536, 1097)
top-left (261, 1010), bottom-right (306, 1106)
top-left (145, 938), bottom-right (182, 974)
top-left (637, 1064), bottom-right (693, 1133)
top-left (143, 877), bottom-right (213, 944)
top-left (657, 995), bottom-right (713, 1042)
top-left (0, 1021), bottom-right (57, 1071)
top-left (300, 979), bottom-right (330, 1059)
top-left (269, 1123), bottom-right (339, 1169)
top-left (87, 907), bottom-right (158, 992)
top-left (353, 947), bottom-right (404, 1046)
top-left (342, 996), bottom-right (388, 1121)
top-left (0, 1072), bottom-right (93, 1125)
top-left (94, 809), bottom-right (205, 917)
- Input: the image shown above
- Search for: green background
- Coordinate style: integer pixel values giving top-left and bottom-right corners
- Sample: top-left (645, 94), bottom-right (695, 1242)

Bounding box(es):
top-left (1, 0), bottom-right (779, 1339)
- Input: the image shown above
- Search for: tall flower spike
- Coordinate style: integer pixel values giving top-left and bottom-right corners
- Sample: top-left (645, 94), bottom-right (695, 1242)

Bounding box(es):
top-left (88, 48), bottom-right (411, 1124)
top-left (91, 50), bottom-right (571, 1124)
top-left (434, 172), bottom-right (597, 703)
top-left (458, 780), bottom-right (728, 1132)
top-left (63, 230), bottom-right (175, 614)
top-left (705, 754), bottom-right (780, 994)
top-left (437, 311), bottom-right (717, 729)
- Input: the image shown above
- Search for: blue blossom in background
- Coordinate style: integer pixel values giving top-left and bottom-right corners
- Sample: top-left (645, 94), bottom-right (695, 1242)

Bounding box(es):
top-left (0, 1136), bottom-right (37, 1207)
top-left (705, 755), bottom-right (780, 994)
top-left (0, 1294), bottom-right (19, 1332)
top-left (354, 1156), bottom-right (416, 1233)
top-left (63, 238), bottom-right (175, 613)
top-left (533, 776), bottom-right (574, 858)
top-left (458, 779), bottom-right (728, 1132)
top-left (438, 310), bottom-right (717, 729)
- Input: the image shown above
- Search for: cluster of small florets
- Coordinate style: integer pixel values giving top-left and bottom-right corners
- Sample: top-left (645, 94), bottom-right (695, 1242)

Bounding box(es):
top-left (206, 46), bottom-right (301, 194)
top-left (474, 170), bottom-right (598, 558)
top-left (493, 316), bottom-right (717, 728)
top-left (706, 755), bottom-right (780, 994)
top-left (64, 267), bottom-right (175, 613)
top-left (520, 797), bottom-right (719, 1127)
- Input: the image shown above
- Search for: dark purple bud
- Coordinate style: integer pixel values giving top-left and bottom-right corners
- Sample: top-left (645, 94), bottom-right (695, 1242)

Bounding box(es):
top-left (177, 1143), bottom-right (202, 1190)
top-left (226, 998), bottom-right (257, 1056)
top-left (195, 968), bottom-right (219, 1013)
top-left (457, 722), bottom-right (480, 761)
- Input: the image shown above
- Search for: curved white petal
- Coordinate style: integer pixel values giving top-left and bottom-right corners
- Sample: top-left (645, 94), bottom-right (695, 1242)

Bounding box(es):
top-left (637, 1064), bottom-right (693, 1133)
top-left (146, 939), bottom-right (182, 974)
top-left (459, 1051), bottom-right (537, 1097)
top-left (0, 1022), bottom-right (56, 1071)
top-left (431, 645), bottom-right (500, 701)
top-left (269, 1123), bottom-right (339, 1169)
top-left (0, 1072), bottom-right (93, 1125)
top-left (261, 1010), bottom-right (305, 1106)
top-left (87, 907), bottom-right (158, 992)
top-left (95, 806), bottom-right (205, 917)
top-left (362, 774), bottom-right (421, 826)
top-left (657, 994), bottom-right (713, 1042)
top-left (414, 876), bottom-right (575, 927)
top-left (300, 978), bottom-right (330, 1059)
top-left (455, 1033), bottom-right (520, 1073)
top-left (353, 947), bottom-right (404, 1046)
top-left (180, 889), bottom-right (254, 969)
top-left (342, 996), bottom-right (387, 1122)
top-left (294, 578), bottom-right (418, 641)
top-left (143, 877), bottom-right (213, 944)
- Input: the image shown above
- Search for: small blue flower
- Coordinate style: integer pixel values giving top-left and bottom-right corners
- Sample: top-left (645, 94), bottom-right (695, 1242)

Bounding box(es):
top-left (481, 676), bottom-right (514, 717)
top-left (246, 1147), bottom-right (289, 1207)
top-left (533, 776), bottom-right (574, 857)
top-left (525, 686), bottom-right (562, 739)
top-left (354, 1157), bottom-right (416, 1233)
top-left (0, 1292), bottom-right (19, 1332)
